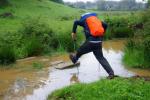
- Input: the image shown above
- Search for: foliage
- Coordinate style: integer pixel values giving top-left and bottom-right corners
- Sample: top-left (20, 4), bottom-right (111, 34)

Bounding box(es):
top-left (123, 8), bottom-right (150, 68)
top-left (23, 37), bottom-right (44, 57)
top-left (0, 0), bottom-right (9, 7)
top-left (123, 39), bottom-right (144, 68)
top-left (32, 62), bottom-right (43, 70)
top-left (143, 37), bottom-right (150, 66)
top-left (0, 32), bottom-right (20, 64)
top-left (48, 78), bottom-right (150, 100)
top-left (0, 44), bottom-right (16, 65)
top-left (19, 17), bottom-right (54, 57)
top-left (104, 17), bottom-right (134, 39)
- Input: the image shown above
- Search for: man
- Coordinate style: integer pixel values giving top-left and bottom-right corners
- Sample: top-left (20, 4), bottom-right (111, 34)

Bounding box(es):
top-left (70, 13), bottom-right (115, 79)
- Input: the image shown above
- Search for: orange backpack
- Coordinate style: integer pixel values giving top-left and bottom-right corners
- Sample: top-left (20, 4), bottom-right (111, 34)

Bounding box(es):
top-left (86, 16), bottom-right (104, 37)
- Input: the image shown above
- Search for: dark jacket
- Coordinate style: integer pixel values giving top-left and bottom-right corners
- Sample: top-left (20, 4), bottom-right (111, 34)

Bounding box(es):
top-left (72, 16), bottom-right (107, 41)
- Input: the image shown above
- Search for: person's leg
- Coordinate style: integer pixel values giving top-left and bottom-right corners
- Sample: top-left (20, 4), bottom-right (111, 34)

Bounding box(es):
top-left (93, 42), bottom-right (114, 76)
top-left (70, 41), bottom-right (92, 63)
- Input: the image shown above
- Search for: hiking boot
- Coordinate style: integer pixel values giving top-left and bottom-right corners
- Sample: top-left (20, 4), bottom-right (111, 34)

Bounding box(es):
top-left (69, 54), bottom-right (77, 64)
top-left (107, 75), bottom-right (115, 79)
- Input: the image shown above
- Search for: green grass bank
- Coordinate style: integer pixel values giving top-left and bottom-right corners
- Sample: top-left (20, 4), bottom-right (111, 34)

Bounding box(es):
top-left (48, 78), bottom-right (150, 100)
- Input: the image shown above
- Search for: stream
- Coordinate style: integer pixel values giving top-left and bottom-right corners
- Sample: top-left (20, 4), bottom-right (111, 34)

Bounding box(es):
top-left (1, 39), bottom-right (150, 100)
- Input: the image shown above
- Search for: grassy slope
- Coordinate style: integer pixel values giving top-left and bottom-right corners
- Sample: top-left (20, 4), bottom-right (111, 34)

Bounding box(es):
top-left (0, 0), bottom-right (135, 34)
top-left (0, 0), bottom-right (84, 34)
top-left (48, 78), bottom-right (150, 100)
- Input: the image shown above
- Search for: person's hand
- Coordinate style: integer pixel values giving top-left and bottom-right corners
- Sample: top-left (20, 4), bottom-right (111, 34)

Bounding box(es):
top-left (71, 32), bottom-right (76, 41)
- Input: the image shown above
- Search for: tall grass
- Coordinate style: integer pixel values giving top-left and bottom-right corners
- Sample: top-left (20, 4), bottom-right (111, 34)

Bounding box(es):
top-left (123, 9), bottom-right (150, 68)
top-left (0, 45), bottom-right (16, 65)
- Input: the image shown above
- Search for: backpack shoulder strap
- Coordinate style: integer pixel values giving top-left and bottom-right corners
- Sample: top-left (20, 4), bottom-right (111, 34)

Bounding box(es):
top-left (80, 13), bottom-right (97, 22)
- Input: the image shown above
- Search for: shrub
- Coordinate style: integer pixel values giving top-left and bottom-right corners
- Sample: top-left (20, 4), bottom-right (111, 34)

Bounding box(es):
top-left (113, 27), bottom-right (134, 38)
top-left (104, 17), bottom-right (134, 39)
top-left (0, 0), bottom-right (9, 7)
top-left (57, 31), bottom-right (75, 52)
top-left (19, 17), bottom-right (55, 56)
top-left (0, 45), bottom-right (16, 65)
top-left (56, 30), bottom-right (82, 52)
top-left (21, 17), bottom-right (53, 37)
top-left (143, 37), bottom-right (150, 66)
top-left (24, 37), bottom-right (44, 57)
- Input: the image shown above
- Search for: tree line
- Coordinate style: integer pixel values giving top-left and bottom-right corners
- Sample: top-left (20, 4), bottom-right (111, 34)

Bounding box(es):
top-left (65, 0), bottom-right (148, 11)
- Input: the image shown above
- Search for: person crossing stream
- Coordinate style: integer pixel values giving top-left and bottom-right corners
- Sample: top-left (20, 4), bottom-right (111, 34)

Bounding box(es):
top-left (69, 12), bottom-right (115, 79)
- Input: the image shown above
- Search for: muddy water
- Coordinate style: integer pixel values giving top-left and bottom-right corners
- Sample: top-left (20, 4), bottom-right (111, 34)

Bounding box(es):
top-left (1, 39), bottom-right (150, 100)
top-left (25, 39), bottom-right (135, 100)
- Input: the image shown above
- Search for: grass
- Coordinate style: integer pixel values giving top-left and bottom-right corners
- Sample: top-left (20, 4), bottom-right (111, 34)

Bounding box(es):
top-left (0, 0), bottom-right (138, 34)
top-left (48, 78), bottom-right (150, 100)
top-left (32, 61), bottom-right (44, 70)
top-left (123, 49), bottom-right (145, 68)
top-left (0, 0), bottom-right (82, 33)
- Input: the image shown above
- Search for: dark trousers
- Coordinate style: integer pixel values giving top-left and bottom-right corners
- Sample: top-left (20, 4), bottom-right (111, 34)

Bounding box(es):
top-left (76, 41), bottom-right (114, 76)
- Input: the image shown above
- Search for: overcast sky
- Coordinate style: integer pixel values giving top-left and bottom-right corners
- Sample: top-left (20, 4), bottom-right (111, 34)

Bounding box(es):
top-left (63, 0), bottom-right (147, 3)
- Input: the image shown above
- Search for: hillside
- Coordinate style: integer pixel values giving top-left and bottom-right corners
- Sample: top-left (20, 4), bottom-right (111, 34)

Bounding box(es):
top-left (0, 0), bottom-right (87, 62)
top-left (0, 0), bottom-right (84, 33)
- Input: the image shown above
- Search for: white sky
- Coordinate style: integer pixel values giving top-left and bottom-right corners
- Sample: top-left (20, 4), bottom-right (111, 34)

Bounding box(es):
top-left (63, 0), bottom-right (147, 3)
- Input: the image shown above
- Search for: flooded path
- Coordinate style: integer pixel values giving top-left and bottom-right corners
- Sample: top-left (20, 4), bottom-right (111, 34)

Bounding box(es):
top-left (1, 39), bottom-right (150, 100)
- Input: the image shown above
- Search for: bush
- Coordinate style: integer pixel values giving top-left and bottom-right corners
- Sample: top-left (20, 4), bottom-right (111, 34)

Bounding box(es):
top-left (56, 31), bottom-right (75, 52)
top-left (143, 37), bottom-right (150, 66)
top-left (24, 37), bottom-right (44, 57)
top-left (19, 17), bottom-right (54, 57)
top-left (113, 27), bottom-right (134, 38)
top-left (123, 9), bottom-right (150, 68)
top-left (104, 17), bottom-right (134, 39)
top-left (0, 45), bottom-right (16, 65)
top-left (21, 17), bottom-right (53, 37)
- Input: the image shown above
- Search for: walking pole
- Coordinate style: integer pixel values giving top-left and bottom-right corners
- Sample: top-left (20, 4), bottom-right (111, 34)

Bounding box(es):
top-left (73, 40), bottom-right (79, 75)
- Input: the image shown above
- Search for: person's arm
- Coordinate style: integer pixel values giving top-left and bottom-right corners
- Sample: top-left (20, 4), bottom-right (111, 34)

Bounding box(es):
top-left (72, 20), bottom-right (82, 33)
top-left (102, 21), bottom-right (108, 32)
top-left (72, 20), bottom-right (82, 40)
